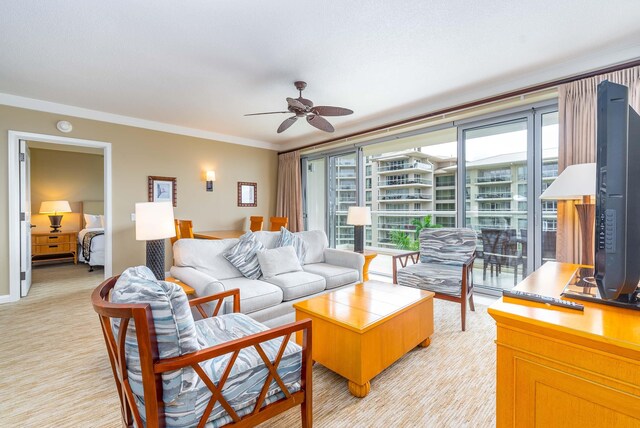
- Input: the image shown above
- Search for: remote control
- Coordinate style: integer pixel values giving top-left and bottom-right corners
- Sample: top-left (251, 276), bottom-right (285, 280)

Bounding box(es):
top-left (502, 289), bottom-right (584, 311)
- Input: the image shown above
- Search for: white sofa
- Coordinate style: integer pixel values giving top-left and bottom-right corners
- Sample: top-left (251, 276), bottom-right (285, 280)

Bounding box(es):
top-left (170, 230), bottom-right (365, 327)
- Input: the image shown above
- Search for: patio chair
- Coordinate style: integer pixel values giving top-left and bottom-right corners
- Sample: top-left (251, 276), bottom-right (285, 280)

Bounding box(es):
top-left (392, 228), bottom-right (477, 331)
top-left (92, 266), bottom-right (312, 428)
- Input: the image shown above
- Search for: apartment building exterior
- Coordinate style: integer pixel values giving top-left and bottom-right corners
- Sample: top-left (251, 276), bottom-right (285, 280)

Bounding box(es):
top-left (335, 149), bottom-right (558, 250)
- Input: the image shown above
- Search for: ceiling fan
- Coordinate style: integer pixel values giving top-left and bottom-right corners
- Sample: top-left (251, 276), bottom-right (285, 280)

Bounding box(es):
top-left (245, 81), bottom-right (353, 133)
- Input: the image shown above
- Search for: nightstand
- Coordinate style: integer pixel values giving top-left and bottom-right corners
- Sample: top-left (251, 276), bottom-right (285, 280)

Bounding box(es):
top-left (31, 230), bottom-right (78, 265)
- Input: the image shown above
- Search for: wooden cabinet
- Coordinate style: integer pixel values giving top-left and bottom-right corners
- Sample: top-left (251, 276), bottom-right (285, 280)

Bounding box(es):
top-left (31, 231), bottom-right (77, 265)
top-left (488, 262), bottom-right (640, 427)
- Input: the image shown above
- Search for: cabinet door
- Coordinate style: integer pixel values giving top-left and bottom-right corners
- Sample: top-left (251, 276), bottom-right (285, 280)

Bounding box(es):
top-left (511, 358), bottom-right (640, 428)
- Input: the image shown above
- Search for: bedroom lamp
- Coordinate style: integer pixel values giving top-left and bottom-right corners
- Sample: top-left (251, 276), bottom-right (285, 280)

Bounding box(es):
top-left (347, 206), bottom-right (371, 253)
top-left (39, 200), bottom-right (72, 232)
top-left (540, 163), bottom-right (596, 266)
top-left (135, 202), bottom-right (176, 280)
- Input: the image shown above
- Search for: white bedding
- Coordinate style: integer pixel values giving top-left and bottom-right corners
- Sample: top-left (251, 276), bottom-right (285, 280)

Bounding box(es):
top-left (78, 227), bottom-right (105, 267)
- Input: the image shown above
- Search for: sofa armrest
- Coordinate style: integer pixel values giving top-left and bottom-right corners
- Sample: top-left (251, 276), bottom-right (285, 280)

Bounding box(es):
top-left (169, 266), bottom-right (225, 297)
top-left (323, 248), bottom-right (365, 282)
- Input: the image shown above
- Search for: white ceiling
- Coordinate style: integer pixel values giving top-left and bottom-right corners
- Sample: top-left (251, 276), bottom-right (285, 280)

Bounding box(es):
top-left (1, 1), bottom-right (640, 151)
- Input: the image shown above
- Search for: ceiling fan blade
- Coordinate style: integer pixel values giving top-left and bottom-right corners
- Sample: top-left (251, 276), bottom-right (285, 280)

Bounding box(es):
top-left (244, 111), bottom-right (289, 116)
top-left (307, 115), bottom-right (335, 132)
top-left (312, 106), bottom-right (354, 116)
top-left (286, 97), bottom-right (307, 110)
top-left (277, 116), bottom-right (298, 133)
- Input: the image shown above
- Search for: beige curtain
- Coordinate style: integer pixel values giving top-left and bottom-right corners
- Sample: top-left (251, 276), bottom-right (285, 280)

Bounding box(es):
top-left (557, 66), bottom-right (640, 263)
top-left (276, 150), bottom-right (303, 232)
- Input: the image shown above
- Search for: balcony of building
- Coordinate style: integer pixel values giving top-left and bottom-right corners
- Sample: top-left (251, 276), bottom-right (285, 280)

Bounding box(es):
top-left (475, 192), bottom-right (512, 200)
top-left (376, 161), bottom-right (432, 175)
top-left (379, 193), bottom-right (432, 201)
top-left (378, 178), bottom-right (433, 187)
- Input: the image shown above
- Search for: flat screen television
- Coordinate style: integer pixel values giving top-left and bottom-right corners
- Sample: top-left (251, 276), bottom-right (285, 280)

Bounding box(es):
top-left (594, 80), bottom-right (640, 303)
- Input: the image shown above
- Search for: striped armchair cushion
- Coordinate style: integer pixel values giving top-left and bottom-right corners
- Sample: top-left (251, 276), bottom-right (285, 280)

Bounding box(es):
top-left (111, 266), bottom-right (200, 403)
top-left (419, 228), bottom-right (477, 265)
top-left (159, 313), bottom-right (302, 427)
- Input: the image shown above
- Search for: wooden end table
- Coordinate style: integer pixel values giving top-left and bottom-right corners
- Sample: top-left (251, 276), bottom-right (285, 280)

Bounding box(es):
top-left (361, 250), bottom-right (377, 281)
top-left (294, 281), bottom-right (434, 397)
top-left (165, 277), bottom-right (196, 296)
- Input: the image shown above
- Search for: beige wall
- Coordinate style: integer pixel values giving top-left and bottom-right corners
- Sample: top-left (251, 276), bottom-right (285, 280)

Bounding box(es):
top-left (29, 147), bottom-right (104, 232)
top-left (0, 105), bottom-right (278, 296)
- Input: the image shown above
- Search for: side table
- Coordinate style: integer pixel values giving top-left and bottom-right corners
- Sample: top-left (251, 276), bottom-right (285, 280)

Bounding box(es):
top-left (361, 251), bottom-right (377, 282)
top-left (165, 277), bottom-right (196, 296)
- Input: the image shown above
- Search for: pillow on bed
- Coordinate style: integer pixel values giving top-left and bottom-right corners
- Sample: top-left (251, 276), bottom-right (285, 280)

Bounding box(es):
top-left (84, 214), bottom-right (102, 229)
top-left (99, 215), bottom-right (105, 227)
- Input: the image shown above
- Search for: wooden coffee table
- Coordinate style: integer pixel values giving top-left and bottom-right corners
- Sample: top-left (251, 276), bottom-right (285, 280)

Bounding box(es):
top-left (293, 281), bottom-right (434, 397)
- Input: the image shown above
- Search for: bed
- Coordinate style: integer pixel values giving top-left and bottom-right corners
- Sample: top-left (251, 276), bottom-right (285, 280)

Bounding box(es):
top-left (77, 201), bottom-right (105, 271)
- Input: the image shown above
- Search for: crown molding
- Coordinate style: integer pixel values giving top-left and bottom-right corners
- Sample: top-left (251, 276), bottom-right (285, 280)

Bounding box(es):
top-left (0, 93), bottom-right (280, 151)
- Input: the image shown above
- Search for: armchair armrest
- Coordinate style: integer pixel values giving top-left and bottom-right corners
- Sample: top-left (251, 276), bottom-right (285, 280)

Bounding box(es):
top-left (323, 248), bottom-right (365, 281)
top-left (189, 288), bottom-right (240, 319)
top-left (392, 251), bottom-right (420, 284)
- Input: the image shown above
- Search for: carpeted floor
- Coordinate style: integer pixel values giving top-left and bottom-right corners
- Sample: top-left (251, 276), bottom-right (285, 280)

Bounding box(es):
top-left (0, 264), bottom-right (496, 427)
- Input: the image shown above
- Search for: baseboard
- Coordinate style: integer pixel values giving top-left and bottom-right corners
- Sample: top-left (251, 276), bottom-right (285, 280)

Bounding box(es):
top-left (0, 294), bottom-right (19, 304)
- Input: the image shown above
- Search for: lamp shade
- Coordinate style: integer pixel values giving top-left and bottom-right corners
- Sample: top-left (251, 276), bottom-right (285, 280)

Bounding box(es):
top-left (39, 200), bottom-right (72, 214)
top-left (347, 206), bottom-right (372, 226)
top-left (539, 163), bottom-right (596, 200)
top-left (135, 202), bottom-right (176, 241)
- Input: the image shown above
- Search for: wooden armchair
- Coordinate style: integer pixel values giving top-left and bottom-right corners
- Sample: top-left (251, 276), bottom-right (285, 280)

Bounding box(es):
top-left (393, 228), bottom-right (477, 331)
top-left (171, 219), bottom-right (194, 245)
top-left (250, 216), bottom-right (264, 232)
top-left (92, 273), bottom-right (313, 428)
top-left (269, 216), bottom-right (288, 231)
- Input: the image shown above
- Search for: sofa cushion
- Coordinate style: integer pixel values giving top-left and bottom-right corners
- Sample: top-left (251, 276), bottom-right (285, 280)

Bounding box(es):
top-left (144, 313), bottom-right (301, 427)
top-left (302, 262), bottom-right (359, 289)
top-left (111, 266), bottom-right (200, 404)
top-left (276, 227), bottom-right (307, 264)
top-left (173, 238), bottom-right (243, 280)
top-left (295, 230), bottom-right (328, 264)
top-left (257, 246), bottom-right (303, 279)
top-left (396, 262), bottom-right (463, 297)
top-left (220, 277), bottom-right (284, 314)
top-left (253, 230), bottom-right (281, 250)
top-left (265, 271), bottom-right (326, 301)
top-left (223, 231), bottom-right (265, 280)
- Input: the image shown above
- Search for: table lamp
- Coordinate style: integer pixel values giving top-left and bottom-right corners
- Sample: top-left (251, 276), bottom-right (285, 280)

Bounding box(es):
top-left (39, 200), bottom-right (72, 232)
top-left (135, 202), bottom-right (176, 280)
top-left (540, 163), bottom-right (596, 266)
top-left (347, 206), bottom-right (371, 253)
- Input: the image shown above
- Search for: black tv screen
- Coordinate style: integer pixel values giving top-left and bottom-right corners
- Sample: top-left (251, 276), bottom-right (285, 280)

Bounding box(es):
top-left (594, 80), bottom-right (640, 301)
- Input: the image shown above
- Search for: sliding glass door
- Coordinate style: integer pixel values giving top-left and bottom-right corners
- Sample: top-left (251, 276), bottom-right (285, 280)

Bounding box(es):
top-left (459, 106), bottom-right (558, 292)
top-left (302, 157), bottom-right (326, 232)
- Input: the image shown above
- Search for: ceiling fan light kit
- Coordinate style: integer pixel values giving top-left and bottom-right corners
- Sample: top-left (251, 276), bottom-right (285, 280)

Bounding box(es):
top-left (245, 81), bottom-right (353, 133)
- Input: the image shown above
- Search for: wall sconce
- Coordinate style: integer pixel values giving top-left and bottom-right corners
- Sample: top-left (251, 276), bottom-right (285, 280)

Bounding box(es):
top-left (206, 170), bottom-right (216, 192)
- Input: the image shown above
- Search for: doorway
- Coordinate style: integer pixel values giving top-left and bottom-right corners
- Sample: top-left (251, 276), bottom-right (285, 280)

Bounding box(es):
top-left (7, 131), bottom-right (112, 302)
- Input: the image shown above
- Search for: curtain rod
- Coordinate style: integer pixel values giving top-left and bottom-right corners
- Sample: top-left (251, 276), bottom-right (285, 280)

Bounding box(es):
top-left (278, 58), bottom-right (640, 155)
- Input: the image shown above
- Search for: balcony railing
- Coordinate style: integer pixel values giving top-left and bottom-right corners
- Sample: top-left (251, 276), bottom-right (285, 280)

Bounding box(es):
top-left (337, 185), bottom-right (356, 190)
top-left (476, 175), bottom-right (512, 183)
top-left (476, 192), bottom-right (512, 199)
top-left (379, 178), bottom-right (433, 186)
top-left (377, 162), bottom-right (432, 172)
top-left (377, 224), bottom-right (417, 230)
top-left (379, 194), bottom-right (432, 200)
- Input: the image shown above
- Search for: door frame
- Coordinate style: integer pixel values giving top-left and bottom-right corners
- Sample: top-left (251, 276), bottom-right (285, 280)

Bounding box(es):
top-left (6, 131), bottom-right (113, 303)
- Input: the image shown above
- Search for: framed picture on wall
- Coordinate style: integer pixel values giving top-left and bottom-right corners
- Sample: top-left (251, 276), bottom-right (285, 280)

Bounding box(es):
top-left (148, 176), bottom-right (177, 207)
top-left (237, 182), bottom-right (257, 207)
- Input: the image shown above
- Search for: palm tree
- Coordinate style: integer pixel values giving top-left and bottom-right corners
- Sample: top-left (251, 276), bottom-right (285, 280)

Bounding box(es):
top-left (391, 215), bottom-right (441, 251)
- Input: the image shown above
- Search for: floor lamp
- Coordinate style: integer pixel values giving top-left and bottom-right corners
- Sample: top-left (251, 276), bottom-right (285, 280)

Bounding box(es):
top-left (135, 202), bottom-right (176, 280)
top-left (540, 163), bottom-right (596, 266)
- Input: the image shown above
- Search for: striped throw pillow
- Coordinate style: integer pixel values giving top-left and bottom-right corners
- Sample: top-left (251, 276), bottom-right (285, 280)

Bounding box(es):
top-left (223, 231), bottom-right (265, 279)
top-left (276, 227), bottom-right (308, 264)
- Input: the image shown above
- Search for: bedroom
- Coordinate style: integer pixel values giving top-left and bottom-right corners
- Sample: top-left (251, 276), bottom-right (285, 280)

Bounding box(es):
top-left (27, 141), bottom-right (105, 287)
